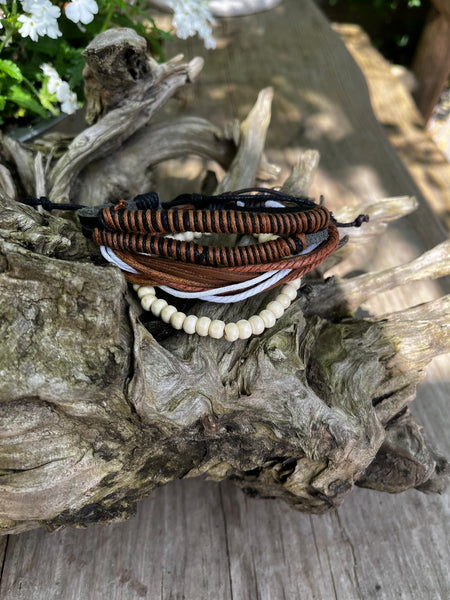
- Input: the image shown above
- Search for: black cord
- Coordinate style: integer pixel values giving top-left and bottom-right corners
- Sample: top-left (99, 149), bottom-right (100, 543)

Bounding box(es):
top-left (22, 196), bottom-right (86, 212)
top-left (164, 187), bottom-right (317, 211)
top-left (20, 192), bottom-right (370, 229)
top-left (333, 214), bottom-right (370, 228)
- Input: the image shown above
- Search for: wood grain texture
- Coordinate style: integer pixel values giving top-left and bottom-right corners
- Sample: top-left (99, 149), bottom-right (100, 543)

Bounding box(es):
top-left (1, 0), bottom-right (449, 597)
top-left (0, 536), bottom-right (7, 582)
top-left (1, 472), bottom-right (449, 600)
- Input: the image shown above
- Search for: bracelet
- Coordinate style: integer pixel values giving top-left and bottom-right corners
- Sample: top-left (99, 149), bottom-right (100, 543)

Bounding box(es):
top-left (94, 189), bottom-right (343, 337)
top-left (107, 224), bottom-right (339, 294)
top-left (96, 189), bottom-right (342, 339)
top-left (20, 188), bottom-right (368, 340)
top-left (133, 277), bottom-right (302, 341)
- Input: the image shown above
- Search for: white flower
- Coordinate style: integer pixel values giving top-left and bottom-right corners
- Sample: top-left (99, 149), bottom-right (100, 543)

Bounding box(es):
top-left (60, 93), bottom-right (78, 114)
top-left (41, 63), bottom-right (59, 80)
top-left (18, 14), bottom-right (40, 42)
top-left (166, 0), bottom-right (216, 49)
top-left (21, 0), bottom-right (40, 10)
top-left (18, 0), bottom-right (61, 40)
top-left (65, 0), bottom-right (98, 25)
top-left (54, 80), bottom-right (72, 102)
top-left (41, 63), bottom-right (78, 115)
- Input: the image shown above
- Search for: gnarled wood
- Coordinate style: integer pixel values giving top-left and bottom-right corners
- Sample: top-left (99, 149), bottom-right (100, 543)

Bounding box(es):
top-left (0, 26), bottom-right (448, 536)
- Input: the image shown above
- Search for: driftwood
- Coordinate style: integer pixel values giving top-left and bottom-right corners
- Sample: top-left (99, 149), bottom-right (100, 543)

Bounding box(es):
top-left (0, 29), bottom-right (448, 536)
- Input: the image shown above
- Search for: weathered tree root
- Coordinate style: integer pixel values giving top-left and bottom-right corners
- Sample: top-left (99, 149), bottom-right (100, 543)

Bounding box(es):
top-left (0, 29), bottom-right (448, 535)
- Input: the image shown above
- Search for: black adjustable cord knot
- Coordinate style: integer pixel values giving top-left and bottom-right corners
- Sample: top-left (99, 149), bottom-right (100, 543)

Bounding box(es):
top-left (353, 214), bottom-right (370, 227)
top-left (133, 192), bottom-right (161, 210)
top-left (23, 196), bottom-right (54, 211)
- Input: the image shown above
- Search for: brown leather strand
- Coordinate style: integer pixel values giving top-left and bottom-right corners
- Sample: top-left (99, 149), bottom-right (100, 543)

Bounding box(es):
top-left (93, 195), bottom-right (341, 298)
top-left (101, 205), bottom-right (331, 236)
top-left (92, 228), bottom-right (308, 267)
top-left (112, 224), bottom-right (339, 293)
top-left (115, 251), bottom-right (257, 291)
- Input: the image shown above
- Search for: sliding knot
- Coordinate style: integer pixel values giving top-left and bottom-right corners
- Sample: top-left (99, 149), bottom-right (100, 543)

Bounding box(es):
top-left (133, 192), bottom-right (160, 210)
top-left (114, 200), bottom-right (128, 211)
top-left (22, 196), bottom-right (53, 211)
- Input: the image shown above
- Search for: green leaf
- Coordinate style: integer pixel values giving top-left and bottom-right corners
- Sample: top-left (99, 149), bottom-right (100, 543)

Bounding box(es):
top-left (0, 59), bottom-right (23, 81)
top-left (38, 79), bottom-right (60, 115)
top-left (7, 85), bottom-right (48, 119)
top-left (0, 95), bottom-right (6, 111)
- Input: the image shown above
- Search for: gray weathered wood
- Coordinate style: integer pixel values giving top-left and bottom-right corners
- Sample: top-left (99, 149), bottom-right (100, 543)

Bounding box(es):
top-left (0, 0), bottom-right (449, 597)
top-left (1, 474), bottom-right (449, 600)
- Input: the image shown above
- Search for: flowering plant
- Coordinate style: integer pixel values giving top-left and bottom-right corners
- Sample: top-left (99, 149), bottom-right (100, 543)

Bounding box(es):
top-left (0, 0), bottom-right (216, 130)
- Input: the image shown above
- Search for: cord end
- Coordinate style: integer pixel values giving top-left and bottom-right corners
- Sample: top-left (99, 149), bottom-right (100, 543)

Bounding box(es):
top-left (334, 213), bottom-right (370, 228)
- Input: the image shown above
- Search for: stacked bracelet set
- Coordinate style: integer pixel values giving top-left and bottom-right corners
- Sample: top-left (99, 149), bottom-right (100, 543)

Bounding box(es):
top-left (22, 188), bottom-right (367, 341)
top-left (89, 188), bottom-right (349, 341)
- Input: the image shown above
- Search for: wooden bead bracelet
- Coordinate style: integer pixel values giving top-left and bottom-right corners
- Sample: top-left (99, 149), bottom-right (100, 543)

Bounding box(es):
top-left (133, 277), bottom-right (302, 341)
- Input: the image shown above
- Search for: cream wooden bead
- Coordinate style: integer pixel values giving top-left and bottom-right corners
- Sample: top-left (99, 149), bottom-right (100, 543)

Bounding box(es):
top-left (133, 284), bottom-right (140, 291)
top-left (170, 311), bottom-right (186, 330)
top-left (137, 286), bottom-right (155, 299)
top-left (266, 300), bottom-right (285, 318)
top-left (237, 319), bottom-right (252, 339)
top-left (183, 315), bottom-right (198, 334)
top-left (257, 233), bottom-right (279, 243)
top-left (281, 285), bottom-right (297, 301)
top-left (288, 278), bottom-right (302, 290)
top-left (276, 293), bottom-right (291, 308)
top-left (224, 322), bottom-right (239, 342)
top-left (196, 316), bottom-right (212, 336)
top-left (160, 305), bottom-right (177, 323)
top-left (151, 298), bottom-right (168, 317)
top-left (141, 294), bottom-right (156, 311)
top-left (136, 279), bottom-right (294, 339)
top-left (248, 315), bottom-right (265, 335)
top-left (209, 320), bottom-right (225, 339)
top-left (259, 309), bottom-right (276, 328)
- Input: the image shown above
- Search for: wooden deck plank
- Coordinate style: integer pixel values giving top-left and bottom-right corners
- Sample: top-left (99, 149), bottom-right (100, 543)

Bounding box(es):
top-left (1, 475), bottom-right (448, 600)
top-left (0, 480), bottom-right (232, 600)
top-left (0, 536), bottom-right (8, 582)
top-left (1, 1), bottom-right (448, 598)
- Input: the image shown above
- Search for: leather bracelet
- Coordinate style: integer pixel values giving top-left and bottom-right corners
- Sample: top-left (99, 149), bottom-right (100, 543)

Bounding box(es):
top-left (19, 189), bottom-right (368, 339)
